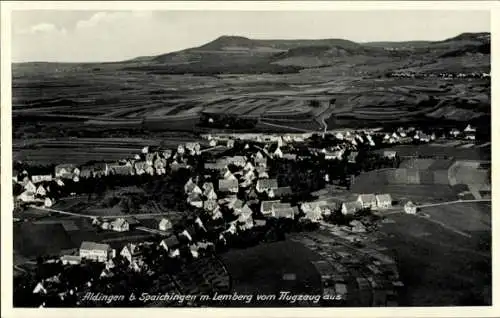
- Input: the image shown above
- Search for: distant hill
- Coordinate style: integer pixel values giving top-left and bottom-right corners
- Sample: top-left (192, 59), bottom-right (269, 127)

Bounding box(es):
top-left (118, 32), bottom-right (489, 75)
top-left (13, 32), bottom-right (490, 76)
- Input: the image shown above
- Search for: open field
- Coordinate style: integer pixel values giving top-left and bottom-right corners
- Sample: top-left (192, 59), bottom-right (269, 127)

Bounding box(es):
top-left (13, 71), bottom-right (490, 138)
top-left (13, 136), bottom-right (208, 165)
top-left (378, 211), bottom-right (491, 306)
top-left (376, 144), bottom-right (490, 161)
top-left (421, 202), bottom-right (491, 233)
top-left (220, 240), bottom-right (323, 306)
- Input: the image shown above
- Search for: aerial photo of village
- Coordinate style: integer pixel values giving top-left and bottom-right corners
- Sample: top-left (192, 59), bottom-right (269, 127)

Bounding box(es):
top-left (10, 10), bottom-right (491, 308)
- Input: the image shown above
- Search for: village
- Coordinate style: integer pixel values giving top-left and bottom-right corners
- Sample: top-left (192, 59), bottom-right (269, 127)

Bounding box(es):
top-left (12, 121), bottom-right (485, 307)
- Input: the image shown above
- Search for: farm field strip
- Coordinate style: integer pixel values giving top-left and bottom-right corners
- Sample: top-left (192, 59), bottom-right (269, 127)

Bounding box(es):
top-left (422, 203), bottom-right (491, 232)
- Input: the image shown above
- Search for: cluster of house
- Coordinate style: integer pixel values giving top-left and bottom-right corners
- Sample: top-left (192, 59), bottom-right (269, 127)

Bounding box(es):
top-left (449, 124), bottom-right (477, 141)
top-left (388, 71), bottom-right (490, 79)
top-left (32, 233), bottom-right (215, 301)
top-left (203, 133), bottom-right (311, 145)
top-left (381, 123), bottom-right (477, 145)
top-left (14, 171), bottom-right (56, 208)
top-left (13, 142), bottom-right (210, 206)
top-left (57, 227), bottom-right (215, 277)
top-left (340, 193), bottom-right (393, 215)
top-left (187, 146), bottom-right (300, 234)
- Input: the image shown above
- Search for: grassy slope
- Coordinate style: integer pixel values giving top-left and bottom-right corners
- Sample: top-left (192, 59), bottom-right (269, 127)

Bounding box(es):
top-left (378, 212), bottom-right (491, 306)
top-left (220, 240), bottom-right (323, 306)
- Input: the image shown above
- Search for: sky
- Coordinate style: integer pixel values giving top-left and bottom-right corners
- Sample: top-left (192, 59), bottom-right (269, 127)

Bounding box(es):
top-left (11, 10), bottom-right (490, 63)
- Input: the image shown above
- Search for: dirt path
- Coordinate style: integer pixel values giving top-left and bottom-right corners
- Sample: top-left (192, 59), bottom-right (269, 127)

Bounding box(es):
top-left (259, 120), bottom-right (315, 133)
top-left (29, 205), bottom-right (182, 219)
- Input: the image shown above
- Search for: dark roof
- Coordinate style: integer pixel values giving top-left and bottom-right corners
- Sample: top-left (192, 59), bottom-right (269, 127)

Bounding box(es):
top-left (268, 143), bottom-right (280, 153)
top-left (261, 200), bottom-right (281, 212)
top-left (92, 162), bottom-right (108, 170)
top-left (162, 235), bottom-right (180, 248)
top-left (218, 179), bottom-right (238, 191)
top-left (257, 179), bottom-right (278, 189)
top-left (274, 186), bottom-right (293, 197)
top-left (80, 241), bottom-right (110, 251)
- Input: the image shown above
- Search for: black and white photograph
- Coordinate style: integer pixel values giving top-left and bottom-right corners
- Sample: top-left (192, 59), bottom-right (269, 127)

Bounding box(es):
top-left (1, 2), bottom-right (495, 313)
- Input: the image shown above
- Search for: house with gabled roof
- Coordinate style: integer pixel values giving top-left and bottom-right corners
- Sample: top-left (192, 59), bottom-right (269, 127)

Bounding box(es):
top-left (237, 214), bottom-right (254, 230)
top-left (158, 218), bottom-right (173, 232)
top-left (212, 206), bottom-right (223, 220)
top-left (180, 229), bottom-right (193, 242)
top-left (303, 207), bottom-right (323, 223)
top-left (191, 184), bottom-right (202, 195)
top-left (375, 194), bottom-right (392, 209)
top-left (60, 255), bottom-right (82, 265)
top-left (160, 236), bottom-right (180, 252)
top-left (145, 153), bottom-right (155, 165)
top-left (223, 169), bottom-right (237, 181)
top-left (17, 191), bottom-right (35, 203)
top-left (202, 181), bottom-right (214, 191)
top-left (383, 151), bottom-right (397, 159)
top-left (324, 149), bottom-right (344, 160)
top-left (134, 161), bottom-right (149, 175)
top-left (271, 203), bottom-right (295, 219)
top-left (204, 199), bottom-right (218, 212)
top-left (227, 156), bottom-right (246, 167)
top-left (184, 178), bottom-right (196, 193)
top-left (404, 201), bottom-right (417, 214)
top-left (79, 166), bottom-right (94, 179)
top-left (109, 164), bottom-right (134, 176)
top-left (35, 185), bottom-right (47, 197)
top-left (79, 241), bottom-right (113, 263)
top-left (254, 151), bottom-right (267, 167)
top-left (218, 179), bottom-right (239, 193)
top-left (464, 124), bottom-right (476, 133)
top-left (235, 203), bottom-right (253, 218)
top-left (24, 180), bottom-right (37, 194)
top-left (204, 188), bottom-right (218, 200)
top-left (185, 142), bottom-right (201, 155)
top-left (255, 166), bottom-right (269, 179)
top-left (341, 201), bottom-right (363, 215)
top-left (110, 218), bottom-right (130, 232)
top-left (260, 200), bottom-right (281, 216)
top-left (120, 243), bottom-right (142, 264)
top-left (162, 149), bottom-right (173, 159)
top-left (348, 151), bottom-right (359, 163)
top-left (187, 192), bottom-right (203, 208)
top-left (32, 175), bottom-right (53, 184)
top-left (227, 198), bottom-right (244, 211)
top-left (44, 197), bottom-right (54, 207)
top-left (301, 200), bottom-right (335, 216)
top-left (256, 178), bottom-right (278, 193)
top-left (243, 169), bottom-right (256, 181)
top-left (55, 164), bottom-right (78, 179)
top-left (177, 144), bottom-right (185, 155)
top-left (32, 282), bottom-right (47, 294)
top-left (244, 161), bottom-right (255, 171)
top-left (356, 194), bottom-right (377, 209)
top-left (154, 157), bottom-right (167, 175)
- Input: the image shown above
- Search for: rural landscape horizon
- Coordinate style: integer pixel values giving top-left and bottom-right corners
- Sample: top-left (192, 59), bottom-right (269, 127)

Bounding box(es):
top-left (11, 9), bottom-right (491, 310)
top-left (13, 32), bottom-right (489, 64)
